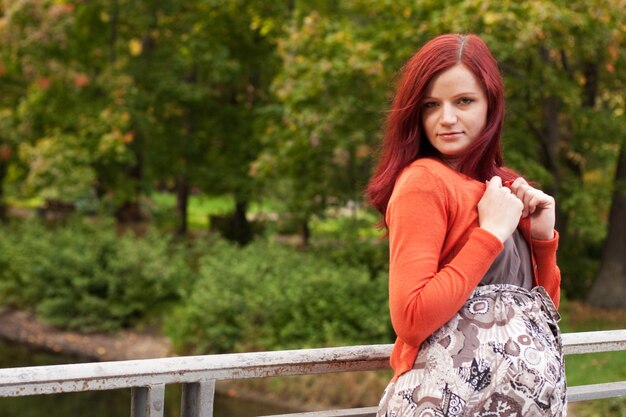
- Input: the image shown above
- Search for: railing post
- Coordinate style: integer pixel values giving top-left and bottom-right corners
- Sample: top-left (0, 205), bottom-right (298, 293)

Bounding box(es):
top-left (180, 380), bottom-right (216, 417)
top-left (131, 384), bottom-right (166, 417)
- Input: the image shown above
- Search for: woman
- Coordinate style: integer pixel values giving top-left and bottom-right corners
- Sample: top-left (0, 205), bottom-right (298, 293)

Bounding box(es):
top-left (367, 34), bottom-right (566, 416)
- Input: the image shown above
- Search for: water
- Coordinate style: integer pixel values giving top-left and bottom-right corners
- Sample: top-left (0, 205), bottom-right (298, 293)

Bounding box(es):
top-left (0, 339), bottom-right (298, 417)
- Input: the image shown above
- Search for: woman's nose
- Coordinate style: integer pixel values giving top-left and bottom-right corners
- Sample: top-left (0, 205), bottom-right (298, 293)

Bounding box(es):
top-left (440, 104), bottom-right (457, 125)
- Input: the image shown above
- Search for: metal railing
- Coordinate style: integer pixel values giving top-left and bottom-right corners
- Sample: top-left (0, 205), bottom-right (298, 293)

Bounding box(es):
top-left (0, 329), bottom-right (625, 417)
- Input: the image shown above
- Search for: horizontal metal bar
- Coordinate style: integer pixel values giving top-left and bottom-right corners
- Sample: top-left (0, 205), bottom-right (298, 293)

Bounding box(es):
top-left (0, 344), bottom-right (391, 397)
top-left (562, 329), bottom-right (626, 355)
top-left (0, 329), bottom-right (624, 399)
top-left (259, 406), bottom-right (378, 417)
top-left (260, 380), bottom-right (626, 417)
top-left (568, 381), bottom-right (626, 402)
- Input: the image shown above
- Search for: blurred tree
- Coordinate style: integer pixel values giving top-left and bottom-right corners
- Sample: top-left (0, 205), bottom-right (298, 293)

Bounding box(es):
top-left (174, 1), bottom-right (288, 240)
top-left (0, 0), bottom-right (136, 214)
top-left (589, 143), bottom-right (626, 308)
top-left (259, 0), bottom-right (626, 293)
top-left (0, 0), bottom-right (288, 239)
top-left (254, 1), bottom-right (424, 246)
top-left (113, 0), bottom-right (289, 238)
top-left (0, 92), bottom-right (22, 220)
top-left (1, 0), bottom-right (625, 298)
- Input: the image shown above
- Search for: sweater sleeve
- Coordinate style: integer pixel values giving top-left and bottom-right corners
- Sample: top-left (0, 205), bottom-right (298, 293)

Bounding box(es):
top-left (532, 231), bottom-right (561, 308)
top-left (386, 167), bottom-right (504, 347)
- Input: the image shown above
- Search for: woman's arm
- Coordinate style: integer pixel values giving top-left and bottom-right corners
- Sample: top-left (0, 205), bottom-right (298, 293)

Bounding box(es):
top-left (510, 177), bottom-right (561, 306)
top-left (532, 234), bottom-right (561, 307)
top-left (386, 167), bottom-right (504, 347)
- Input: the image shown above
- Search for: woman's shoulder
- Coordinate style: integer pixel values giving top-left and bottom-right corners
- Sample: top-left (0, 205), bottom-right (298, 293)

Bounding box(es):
top-left (393, 158), bottom-right (450, 197)
top-left (394, 157), bottom-right (485, 200)
top-left (397, 157), bottom-right (455, 186)
top-left (407, 157), bottom-right (448, 172)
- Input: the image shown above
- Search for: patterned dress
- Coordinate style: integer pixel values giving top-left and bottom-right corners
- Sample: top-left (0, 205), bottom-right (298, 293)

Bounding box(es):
top-left (377, 231), bottom-right (567, 417)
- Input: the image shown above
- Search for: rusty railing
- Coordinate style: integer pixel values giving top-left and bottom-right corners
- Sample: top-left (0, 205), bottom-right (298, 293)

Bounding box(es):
top-left (0, 329), bottom-right (625, 417)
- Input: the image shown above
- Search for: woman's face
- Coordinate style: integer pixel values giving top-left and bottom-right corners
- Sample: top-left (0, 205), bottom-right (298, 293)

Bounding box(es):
top-left (421, 64), bottom-right (488, 165)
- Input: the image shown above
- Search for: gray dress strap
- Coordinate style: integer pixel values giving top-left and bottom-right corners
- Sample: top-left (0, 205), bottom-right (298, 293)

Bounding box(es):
top-left (479, 228), bottom-right (533, 289)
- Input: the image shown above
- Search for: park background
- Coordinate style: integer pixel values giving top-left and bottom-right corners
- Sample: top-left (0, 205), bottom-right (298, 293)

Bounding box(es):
top-left (0, 0), bottom-right (625, 415)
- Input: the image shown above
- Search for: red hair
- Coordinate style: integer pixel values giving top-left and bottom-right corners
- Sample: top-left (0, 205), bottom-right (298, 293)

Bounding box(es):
top-left (367, 34), bottom-right (517, 221)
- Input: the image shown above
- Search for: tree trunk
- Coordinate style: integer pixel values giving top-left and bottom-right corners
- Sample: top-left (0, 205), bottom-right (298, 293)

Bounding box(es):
top-left (175, 69), bottom-right (197, 238)
top-left (175, 175), bottom-right (189, 236)
top-left (581, 61), bottom-right (599, 108)
top-left (299, 219), bottom-right (310, 248)
top-left (232, 198), bottom-right (252, 245)
top-left (116, 11), bottom-right (156, 226)
top-left (109, 0), bottom-right (119, 64)
top-left (537, 94), bottom-right (569, 235)
top-left (0, 160), bottom-right (6, 221)
top-left (587, 144), bottom-right (626, 308)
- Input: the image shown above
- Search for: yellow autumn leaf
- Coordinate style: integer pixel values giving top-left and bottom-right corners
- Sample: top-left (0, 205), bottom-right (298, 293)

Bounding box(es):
top-left (129, 39), bottom-right (142, 56)
top-left (482, 11), bottom-right (499, 25)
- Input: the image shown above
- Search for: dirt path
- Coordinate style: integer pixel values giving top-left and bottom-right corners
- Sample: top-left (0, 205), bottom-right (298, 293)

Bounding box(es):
top-left (0, 308), bottom-right (173, 361)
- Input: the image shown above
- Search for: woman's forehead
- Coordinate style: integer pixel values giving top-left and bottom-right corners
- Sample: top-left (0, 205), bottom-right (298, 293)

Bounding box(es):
top-left (424, 64), bottom-right (485, 97)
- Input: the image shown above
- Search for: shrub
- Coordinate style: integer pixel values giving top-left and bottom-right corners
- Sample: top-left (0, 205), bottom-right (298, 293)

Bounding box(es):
top-left (165, 238), bottom-right (390, 354)
top-left (310, 237), bottom-right (389, 279)
top-left (0, 218), bottom-right (192, 331)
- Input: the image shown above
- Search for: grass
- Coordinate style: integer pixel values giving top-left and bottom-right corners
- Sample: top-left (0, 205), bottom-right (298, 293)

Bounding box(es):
top-left (6, 196), bottom-right (44, 209)
top-left (150, 192), bottom-right (235, 229)
top-left (309, 208), bottom-right (383, 240)
top-left (148, 192), bottom-right (291, 230)
top-left (7, 191), bottom-right (382, 238)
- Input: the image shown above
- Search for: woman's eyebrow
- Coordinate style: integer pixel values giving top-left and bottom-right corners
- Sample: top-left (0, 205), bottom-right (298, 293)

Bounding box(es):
top-left (422, 92), bottom-right (481, 99)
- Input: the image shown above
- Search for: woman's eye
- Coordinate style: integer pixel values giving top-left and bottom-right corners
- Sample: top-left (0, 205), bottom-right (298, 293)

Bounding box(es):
top-left (459, 98), bottom-right (474, 105)
top-left (423, 102), bottom-right (438, 109)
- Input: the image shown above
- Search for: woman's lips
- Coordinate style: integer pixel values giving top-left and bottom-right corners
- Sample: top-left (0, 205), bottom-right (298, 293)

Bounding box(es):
top-left (438, 132), bottom-right (464, 140)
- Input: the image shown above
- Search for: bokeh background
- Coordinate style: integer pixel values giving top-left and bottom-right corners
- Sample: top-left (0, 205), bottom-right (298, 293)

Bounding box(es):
top-left (0, 1), bottom-right (624, 416)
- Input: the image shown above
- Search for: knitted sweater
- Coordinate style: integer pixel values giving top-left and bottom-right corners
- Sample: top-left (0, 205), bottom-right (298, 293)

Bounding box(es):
top-left (386, 157), bottom-right (561, 380)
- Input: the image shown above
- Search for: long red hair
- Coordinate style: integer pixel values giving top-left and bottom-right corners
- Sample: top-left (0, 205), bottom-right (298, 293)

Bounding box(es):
top-left (367, 34), bottom-right (517, 221)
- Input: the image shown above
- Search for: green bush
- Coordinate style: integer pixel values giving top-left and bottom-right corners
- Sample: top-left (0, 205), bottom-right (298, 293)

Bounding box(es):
top-left (310, 237), bottom-right (389, 279)
top-left (165, 238), bottom-right (390, 354)
top-left (0, 218), bottom-right (192, 331)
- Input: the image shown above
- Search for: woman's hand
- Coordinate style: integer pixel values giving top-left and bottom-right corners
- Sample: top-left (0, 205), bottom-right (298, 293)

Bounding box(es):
top-left (478, 176), bottom-right (524, 243)
top-left (510, 177), bottom-right (556, 240)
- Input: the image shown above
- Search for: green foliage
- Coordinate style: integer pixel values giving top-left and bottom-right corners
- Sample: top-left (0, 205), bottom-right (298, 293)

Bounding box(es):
top-left (0, 219), bottom-right (192, 331)
top-left (19, 131), bottom-right (96, 202)
top-left (165, 238), bottom-right (390, 354)
top-left (254, 7), bottom-right (390, 225)
top-left (0, 0), bottom-right (625, 307)
top-left (307, 208), bottom-right (389, 279)
top-left (310, 237), bottom-right (388, 281)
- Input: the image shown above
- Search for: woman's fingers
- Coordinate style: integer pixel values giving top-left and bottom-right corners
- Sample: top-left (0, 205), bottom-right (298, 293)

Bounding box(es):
top-left (503, 177), bottom-right (556, 240)
top-left (487, 175), bottom-right (502, 189)
top-left (510, 177), bottom-right (548, 217)
top-left (478, 176), bottom-right (524, 242)
top-left (528, 191), bottom-right (555, 212)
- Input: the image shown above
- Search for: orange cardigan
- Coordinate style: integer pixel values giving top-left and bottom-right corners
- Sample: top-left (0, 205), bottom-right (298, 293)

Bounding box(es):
top-left (386, 158), bottom-right (561, 380)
